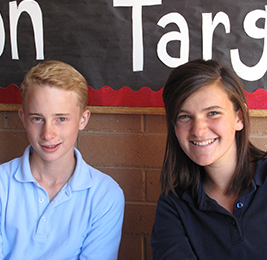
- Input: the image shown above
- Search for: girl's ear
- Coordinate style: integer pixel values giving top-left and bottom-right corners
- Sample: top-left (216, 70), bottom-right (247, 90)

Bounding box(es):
top-left (235, 109), bottom-right (244, 131)
top-left (79, 109), bottom-right (90, 130)
top-left (18, 108), bottom-right (27, 129)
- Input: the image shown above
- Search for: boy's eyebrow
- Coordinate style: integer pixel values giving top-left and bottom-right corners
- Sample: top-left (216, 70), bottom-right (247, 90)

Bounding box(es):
top-left (54, 113), bottom-right (71, 116)
top-left (28, 113), bottom-right (42, 116)
top-left (28, 113), bottom-right (71, 116)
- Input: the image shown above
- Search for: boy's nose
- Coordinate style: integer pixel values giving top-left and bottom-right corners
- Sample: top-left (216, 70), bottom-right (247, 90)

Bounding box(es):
top-left (41, 123), bottom-right (56, 140)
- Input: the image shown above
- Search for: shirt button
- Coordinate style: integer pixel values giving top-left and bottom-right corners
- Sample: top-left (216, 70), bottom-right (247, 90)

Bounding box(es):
top-left (232, 220), bottom-right (236, 226)
top-left (39, 198), bottom-right (44, 203)
top-left (42, 217), bottom-right (46, 222)
top-left (236, 202), bottom-right (244, 209)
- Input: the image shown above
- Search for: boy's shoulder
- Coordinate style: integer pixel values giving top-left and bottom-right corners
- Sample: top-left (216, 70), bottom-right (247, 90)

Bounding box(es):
top-left (0, 157), bottom-right (23, 196)
top-left (0, 157), bottom-right (21, 174)
top-left (73, 148), bottom-right (123, 193)
top-left (87, 164), bottom-right (119, 187)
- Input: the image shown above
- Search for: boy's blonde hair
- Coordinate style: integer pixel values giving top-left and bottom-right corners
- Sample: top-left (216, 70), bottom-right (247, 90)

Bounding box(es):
top-left (20, 60), bottom-right (88, 111)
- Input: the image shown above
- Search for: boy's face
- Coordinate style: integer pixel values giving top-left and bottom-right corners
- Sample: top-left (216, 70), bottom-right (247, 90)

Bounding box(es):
top-left (19, 85), bottom-right (90, 166)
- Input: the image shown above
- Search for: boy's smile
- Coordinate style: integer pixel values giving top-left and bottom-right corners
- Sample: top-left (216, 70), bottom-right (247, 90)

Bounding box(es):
top-left (19, 85), bottom-right (90, 167)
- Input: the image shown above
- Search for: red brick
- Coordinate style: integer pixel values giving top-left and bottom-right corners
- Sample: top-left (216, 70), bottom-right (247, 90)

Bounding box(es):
top-left (146, 235), bottom-right (153, 260)
top-left (6, 111), bottom-right (24, 129)
top-left (249, 136), bottom-right (267, 151)
top-left (0, 130), bottom-right (28, 163)
top-left (85, 113), bottom-right (142, 132)
top-left (146, 169), bottom-right (161, 202)
top-left (0, 112), bottom-right (5, 128)
top-left (96, 167), bottom-right (145, 201)
top-left (145, 115), bottom-right (167, 133)
top-left (118, 235), bottom-right (143, 260)
top-left (78, 133), bottom-right (166, 168)
top-left (123, 203), bottom-right (157, 235)
top-left (250, 117), bottom-right (267, 135)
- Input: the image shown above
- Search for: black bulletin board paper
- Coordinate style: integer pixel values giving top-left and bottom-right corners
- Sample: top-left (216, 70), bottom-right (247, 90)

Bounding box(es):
top-left (0, 0), bottom-right (267, 107)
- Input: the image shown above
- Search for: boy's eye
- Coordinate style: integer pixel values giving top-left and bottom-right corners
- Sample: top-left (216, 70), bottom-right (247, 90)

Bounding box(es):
top-left (58, 117), bottom-right (66, 122)
top-left (208, 111), bottom-right (219, 116)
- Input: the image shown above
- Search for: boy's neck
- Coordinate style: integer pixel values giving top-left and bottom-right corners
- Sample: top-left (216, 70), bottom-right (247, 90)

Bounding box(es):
top-left (29, 151), bottom-right (76, 201)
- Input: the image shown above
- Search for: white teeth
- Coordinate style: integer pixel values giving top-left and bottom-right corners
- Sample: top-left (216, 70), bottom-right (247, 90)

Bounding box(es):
top-left (192, 139), bottom-right (216, 146)
top-left (46, 145), bottom-right (57, 148)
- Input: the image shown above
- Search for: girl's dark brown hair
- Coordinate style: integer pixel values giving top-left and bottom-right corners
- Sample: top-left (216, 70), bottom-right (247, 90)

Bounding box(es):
top-left (161, 59), bottom-right (266, 197)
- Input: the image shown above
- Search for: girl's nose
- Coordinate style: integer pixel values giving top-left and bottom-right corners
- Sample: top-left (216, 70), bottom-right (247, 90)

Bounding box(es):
top-left (190, 118), bottom-right (208, 137)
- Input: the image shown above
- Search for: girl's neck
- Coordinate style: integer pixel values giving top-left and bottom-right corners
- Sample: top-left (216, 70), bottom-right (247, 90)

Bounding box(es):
top-left (202, 164), bottom-right (238, 214)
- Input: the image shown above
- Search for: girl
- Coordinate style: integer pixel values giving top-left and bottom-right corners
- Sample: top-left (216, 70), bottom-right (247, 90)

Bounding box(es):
top-left (151, 59), bottom-right (267, 259)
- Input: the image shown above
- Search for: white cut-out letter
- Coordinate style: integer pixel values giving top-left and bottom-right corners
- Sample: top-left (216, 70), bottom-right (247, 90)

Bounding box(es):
top-left (0, 13), bottom-right (5, 57)
top-left (202, 12), bottom-right (230, 60)
top-left (230, 5), bottom-right (267, 81)
top-left (113, 0), bottom-right (162, 71)
top-left (9, 0), bottom-right (44, 60)
top-left (157, 12), bottom-right (189, 68)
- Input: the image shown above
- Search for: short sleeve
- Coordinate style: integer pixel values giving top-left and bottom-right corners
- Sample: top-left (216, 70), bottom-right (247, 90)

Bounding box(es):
top-left (151, 194), bottom-right (197, 260)
top-left (79, 185), bottom-right (125, 260)
top-left (0, 199), bottom-right (3, 260)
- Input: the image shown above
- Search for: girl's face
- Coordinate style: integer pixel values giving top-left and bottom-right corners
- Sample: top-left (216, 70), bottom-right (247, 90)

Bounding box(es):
top-left (174, 83), bottom-right (244, 170)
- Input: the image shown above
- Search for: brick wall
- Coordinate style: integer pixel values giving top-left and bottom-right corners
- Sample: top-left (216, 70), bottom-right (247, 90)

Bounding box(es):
top-left (0, 108), bottom-right (267, 260)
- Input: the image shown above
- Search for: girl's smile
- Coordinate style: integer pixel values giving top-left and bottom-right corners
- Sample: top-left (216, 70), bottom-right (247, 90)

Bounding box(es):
top-left (175, 83), bottom-right (244, 169)
top-left (190, 138), bottom-right (217, 146)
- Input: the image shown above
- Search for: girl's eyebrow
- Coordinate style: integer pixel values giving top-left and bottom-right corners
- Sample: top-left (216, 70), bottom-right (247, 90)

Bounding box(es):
top-left (178, 109), bottom-right (190, 114)
top-left (179, 106), bottom-right (223, 114)
top-left (203, 106), bottom-right (222, 111)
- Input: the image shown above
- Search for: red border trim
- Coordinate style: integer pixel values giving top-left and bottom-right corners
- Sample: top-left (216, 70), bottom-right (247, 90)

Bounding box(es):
top-left (0, 84), bottom-right (266, 109)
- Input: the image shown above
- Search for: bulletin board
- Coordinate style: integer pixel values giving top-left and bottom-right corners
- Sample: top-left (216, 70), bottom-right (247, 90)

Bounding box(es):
top-left (1, 0), bottom-right (267, 111)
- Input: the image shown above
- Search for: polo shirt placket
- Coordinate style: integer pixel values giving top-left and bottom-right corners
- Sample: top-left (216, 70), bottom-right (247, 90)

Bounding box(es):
top-left (35, 184), bottom-right (72, 239)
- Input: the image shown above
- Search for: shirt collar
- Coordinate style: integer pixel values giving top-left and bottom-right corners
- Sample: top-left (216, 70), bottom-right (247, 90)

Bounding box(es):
top-left (182, 158), bottom-right (267, 210)
top-left (252, 158), bottom-right (267, 187)
top-left (68, 148), bottom-right (92, 191)
top-left (15, 145), bottom-right (35, 183)
top-left (15, 146), bottom-right (92, 191)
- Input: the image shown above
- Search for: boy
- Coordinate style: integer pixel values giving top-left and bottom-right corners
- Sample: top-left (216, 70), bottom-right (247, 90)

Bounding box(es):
top-left (0, 60), bottom-right (124, 259)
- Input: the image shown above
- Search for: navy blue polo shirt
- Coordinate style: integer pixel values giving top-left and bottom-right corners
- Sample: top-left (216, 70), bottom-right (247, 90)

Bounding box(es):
top-left (151, 158), bottom-right (267, 260)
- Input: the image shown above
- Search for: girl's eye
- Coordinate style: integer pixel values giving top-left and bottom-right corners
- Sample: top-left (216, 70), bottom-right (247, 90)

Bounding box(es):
top-left (178, 115), bottom-right (190, 120)
top-left (177, 115), bottom-right (191, 123)
top-left (33, 117), bottom-right (42, 121)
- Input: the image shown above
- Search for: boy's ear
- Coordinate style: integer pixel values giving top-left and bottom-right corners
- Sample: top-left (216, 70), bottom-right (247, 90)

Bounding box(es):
top-left (79, 109), bottom-right (90, 130)
top-left (18, 108), bottom-right (27, 129)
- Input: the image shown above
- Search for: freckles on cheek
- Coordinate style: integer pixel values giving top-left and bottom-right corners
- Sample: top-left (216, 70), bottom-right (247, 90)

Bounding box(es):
top-left (176, 126), bottom-right (187, 137)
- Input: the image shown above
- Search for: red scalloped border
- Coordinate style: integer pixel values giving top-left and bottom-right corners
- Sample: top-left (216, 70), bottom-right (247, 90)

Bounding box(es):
top-left (88, 85), bottom-right (164, 107)
top-left (0, 84), bottom-right (266, 109)
top-left (0, 84), bottom-right (22, 104)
